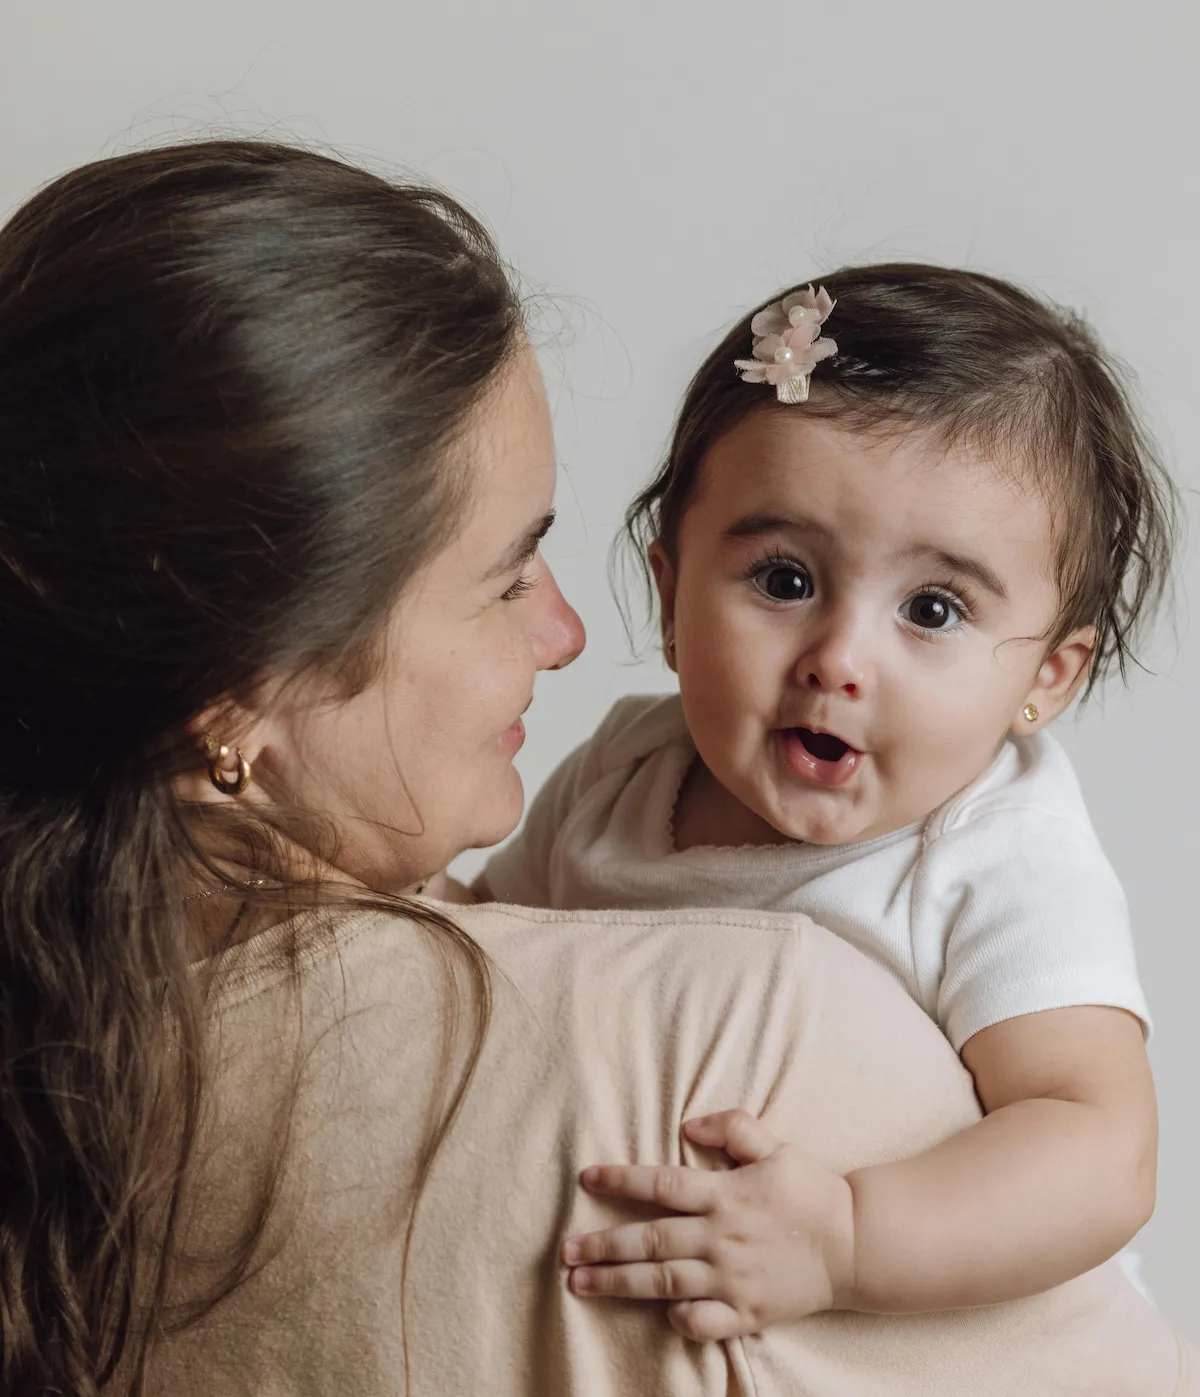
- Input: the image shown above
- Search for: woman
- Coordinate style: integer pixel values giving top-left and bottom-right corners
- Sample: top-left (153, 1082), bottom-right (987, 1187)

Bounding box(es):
top-left (0, 141), bottom-right (1191, 1396)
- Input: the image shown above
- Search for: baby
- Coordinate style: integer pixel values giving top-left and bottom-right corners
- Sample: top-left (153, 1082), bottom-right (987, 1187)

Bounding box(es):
top-left (480, 264), bottom-right (1175, 1337)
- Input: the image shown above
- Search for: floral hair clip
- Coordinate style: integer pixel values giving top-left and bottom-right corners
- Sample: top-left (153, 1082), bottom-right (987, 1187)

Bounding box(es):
top-left (734, 285), bottom-right (837, 404)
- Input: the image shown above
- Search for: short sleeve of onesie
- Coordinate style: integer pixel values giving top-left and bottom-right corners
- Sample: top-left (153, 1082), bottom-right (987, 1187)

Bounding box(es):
top-left (922, 806), bottom-right (1150, 1052)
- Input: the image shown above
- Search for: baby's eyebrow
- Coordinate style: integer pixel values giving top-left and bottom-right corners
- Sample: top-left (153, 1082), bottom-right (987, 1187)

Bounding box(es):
top-left (724, 515), bottom-right (1011, 601)
top-left (904, 545), bottom-right (1010, 601)
top-left (723, 512), bottom-right (834, 544)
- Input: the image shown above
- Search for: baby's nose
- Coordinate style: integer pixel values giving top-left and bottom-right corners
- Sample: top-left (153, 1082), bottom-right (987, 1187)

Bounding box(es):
top-left (798, 628), bottom-right (866, 696)
top-left (804, 671), bottom-right (860, 696)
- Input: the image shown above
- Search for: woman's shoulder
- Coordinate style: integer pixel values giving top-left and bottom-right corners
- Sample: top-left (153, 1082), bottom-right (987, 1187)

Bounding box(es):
top-left (208, 899), bottom-right (974, 1070)
top-left (444, 903), bottom-right (974, 1087)
top-left (164, 902), bottom-right (984, 1397)
top-left (454, 901), bottom-right (981, 1173)
top-left (208, 896), bottom-right (905, 1024)
top-left (164, 892), bottom-right (1189, 1397)
top-left (205, 898), bottom-right (981, 1181)
top-left (211, 896), bottom-right (969, 1024)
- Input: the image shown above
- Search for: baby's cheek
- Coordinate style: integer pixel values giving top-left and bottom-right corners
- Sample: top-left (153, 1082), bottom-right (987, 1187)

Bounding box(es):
top-left (690, 695), bottom-right (755, 782)
top-left (888, 712), bottom-right (999, 815)
top-left (680, 633), bottom-right (755, 723)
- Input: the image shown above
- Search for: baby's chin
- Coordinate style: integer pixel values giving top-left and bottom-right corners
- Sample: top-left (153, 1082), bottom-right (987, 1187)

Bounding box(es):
top-left (761, 789), bottom-right (895, 848)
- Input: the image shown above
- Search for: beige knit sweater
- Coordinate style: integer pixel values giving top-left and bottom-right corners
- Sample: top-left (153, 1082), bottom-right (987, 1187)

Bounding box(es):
top-left (147, 901), bottom-right (1195, 1396)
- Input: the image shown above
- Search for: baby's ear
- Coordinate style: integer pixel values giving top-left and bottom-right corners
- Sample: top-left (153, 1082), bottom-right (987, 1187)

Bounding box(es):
top-left (1012, 625), bottom-right (1097, 735)
top-left (648, 541), bottom-right (678, 665)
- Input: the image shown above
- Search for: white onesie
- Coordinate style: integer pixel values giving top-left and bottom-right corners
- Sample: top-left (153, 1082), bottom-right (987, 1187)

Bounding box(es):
top-left (482, 694), bottom-right (1149, 1051)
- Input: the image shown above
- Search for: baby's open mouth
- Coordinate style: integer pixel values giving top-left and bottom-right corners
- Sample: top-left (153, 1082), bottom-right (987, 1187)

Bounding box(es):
top-left (795, 727), bottom-right (851, 762)
top-left (779, 726), bottom-right (861, 788)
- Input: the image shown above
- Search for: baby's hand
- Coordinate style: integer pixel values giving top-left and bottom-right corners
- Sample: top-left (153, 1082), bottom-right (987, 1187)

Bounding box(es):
top-left (561, 1109), bottom-right (856, 1341)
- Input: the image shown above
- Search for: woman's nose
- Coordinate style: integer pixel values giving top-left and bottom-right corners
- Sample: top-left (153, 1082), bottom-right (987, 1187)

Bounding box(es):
top-left (533, 562), bottom-right (586, 671)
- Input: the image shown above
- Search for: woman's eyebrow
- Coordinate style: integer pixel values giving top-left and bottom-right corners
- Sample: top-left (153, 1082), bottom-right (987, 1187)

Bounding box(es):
top-left (484, 510), bottom-right (556, 579)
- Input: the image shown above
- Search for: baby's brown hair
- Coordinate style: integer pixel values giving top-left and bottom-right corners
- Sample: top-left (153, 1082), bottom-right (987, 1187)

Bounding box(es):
top-left (624, 263), bottom-right (1176, 694)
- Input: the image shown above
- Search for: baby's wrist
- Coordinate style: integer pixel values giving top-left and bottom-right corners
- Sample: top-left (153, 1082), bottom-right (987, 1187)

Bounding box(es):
top-left (836, 1164), bottom-right (926, 1313)
top-left (823, 1172), bottom-right (861, 1312)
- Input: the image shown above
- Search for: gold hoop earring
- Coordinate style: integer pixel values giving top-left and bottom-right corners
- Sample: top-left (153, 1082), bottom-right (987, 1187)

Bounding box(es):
top-left (1022, 703), bottom-right (1039, 724)
top-left (203, 734), bottom-right (252, 795)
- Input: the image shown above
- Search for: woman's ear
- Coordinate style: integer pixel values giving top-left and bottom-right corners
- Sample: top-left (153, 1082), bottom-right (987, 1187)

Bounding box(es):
top-left (183, 697), bottom-right (272, 802)
top-left (648, 540), bottom-right (678, 671)
top-left (1012, 626), bottom-right (1097, 735)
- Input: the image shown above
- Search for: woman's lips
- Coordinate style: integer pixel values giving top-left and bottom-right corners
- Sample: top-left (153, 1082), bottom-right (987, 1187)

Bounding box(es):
top-left (498, 697), bottom-right (533, 755)
top-left (498, 716), bottom-right (526, 754)
top-left (778, 727), bottom-right (862, 788)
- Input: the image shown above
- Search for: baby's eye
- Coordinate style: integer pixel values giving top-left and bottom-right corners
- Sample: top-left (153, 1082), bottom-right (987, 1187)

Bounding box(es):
top-left (753, 563), bottom-right (814, 603)
top-left (901, 591), bottom-right (964, 632)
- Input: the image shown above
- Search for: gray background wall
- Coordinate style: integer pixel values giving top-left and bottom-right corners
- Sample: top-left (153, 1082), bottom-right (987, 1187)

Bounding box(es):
top-left (3, 0), bottom-right (1196, 1334)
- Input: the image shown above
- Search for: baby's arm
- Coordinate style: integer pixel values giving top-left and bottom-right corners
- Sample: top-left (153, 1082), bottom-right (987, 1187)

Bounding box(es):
top-left (846, 1001), bottom-right (1155, 1309)
top-left (562, 1004), bottom-right (1155, 1336)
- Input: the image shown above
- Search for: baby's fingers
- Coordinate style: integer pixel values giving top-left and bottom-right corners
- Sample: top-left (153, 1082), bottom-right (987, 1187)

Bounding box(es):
top-left (562, 1216), bottom-right (710, 1268)
top-left (669, 1299), bottom-right (754, 1342)
top-left (569, 1259), bottom-right (712, 1302)
top-left (683, 1108), bottom-right (781, 1164)
top-left (579, 1163), bottom-right (716, 1214)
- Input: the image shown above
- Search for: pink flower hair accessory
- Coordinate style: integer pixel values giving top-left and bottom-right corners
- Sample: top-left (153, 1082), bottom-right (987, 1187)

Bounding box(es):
top-left (734, 285), bottom-right (837, 404)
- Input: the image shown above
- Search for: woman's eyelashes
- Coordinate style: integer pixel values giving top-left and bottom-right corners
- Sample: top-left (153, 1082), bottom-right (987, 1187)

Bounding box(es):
top-left (501, 571), bottom-right (537, 602)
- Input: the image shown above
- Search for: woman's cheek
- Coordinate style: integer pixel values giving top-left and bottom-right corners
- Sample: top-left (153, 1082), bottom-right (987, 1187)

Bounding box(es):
top-left (483, 631), bottom-right (533, 736)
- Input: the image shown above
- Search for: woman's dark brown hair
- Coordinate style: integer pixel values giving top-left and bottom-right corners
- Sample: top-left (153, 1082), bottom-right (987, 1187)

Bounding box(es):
top-left (0, 141), bottom-right (522, 1392)
top-left (624, 263), bottom-right (1176, 692)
